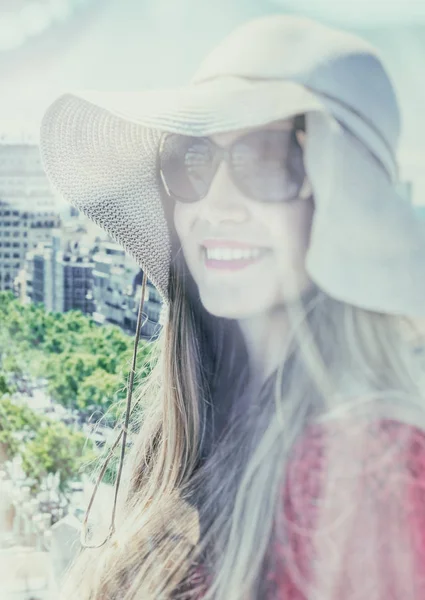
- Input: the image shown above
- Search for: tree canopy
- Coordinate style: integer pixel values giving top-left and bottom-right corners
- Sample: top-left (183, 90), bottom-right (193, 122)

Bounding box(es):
top-left (0, 291), bottom-right (158, 493)
top-left (0, 291), bottom-right (156, 422)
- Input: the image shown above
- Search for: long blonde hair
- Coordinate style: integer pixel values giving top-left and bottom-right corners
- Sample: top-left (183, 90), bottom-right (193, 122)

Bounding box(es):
top-left (60, 247), bottom-right (425, 600)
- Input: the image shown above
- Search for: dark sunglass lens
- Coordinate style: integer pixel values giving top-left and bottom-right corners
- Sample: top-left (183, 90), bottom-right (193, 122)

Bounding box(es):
top-left (232, 129), bottom-right (305, 202)
top-left (160, 135), bottom-right (214, 201)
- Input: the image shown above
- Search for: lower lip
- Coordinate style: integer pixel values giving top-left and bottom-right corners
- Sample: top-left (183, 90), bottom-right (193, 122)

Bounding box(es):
top-left (203, 252), bottom-right (268, 271)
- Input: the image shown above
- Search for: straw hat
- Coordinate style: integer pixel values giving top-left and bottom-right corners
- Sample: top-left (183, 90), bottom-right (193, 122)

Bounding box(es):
top-left (40, 14), bottom-right (425, 316)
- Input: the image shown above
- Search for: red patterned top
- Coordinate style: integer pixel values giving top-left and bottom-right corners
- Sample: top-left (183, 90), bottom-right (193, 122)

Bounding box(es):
top-left (182, 419), bottom-right (425, 599)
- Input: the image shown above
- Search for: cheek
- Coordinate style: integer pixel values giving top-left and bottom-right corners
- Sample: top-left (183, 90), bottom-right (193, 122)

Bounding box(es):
top-left (173, 203), bottom-right (201, 274)
top-left (173, 202), bottom-right (193, 245)
top-left (267, 200), bottom-right (314, 260)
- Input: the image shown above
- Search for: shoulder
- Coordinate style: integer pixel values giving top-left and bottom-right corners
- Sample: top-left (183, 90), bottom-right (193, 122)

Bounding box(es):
top-left (280, 417), bottom-right (425, 534)
top-left (285, 417), bottom-right (425, 496)
top-left (271, 419), bottom-right (425, 596)
top-left (288, 417), bottom-right (425, 470)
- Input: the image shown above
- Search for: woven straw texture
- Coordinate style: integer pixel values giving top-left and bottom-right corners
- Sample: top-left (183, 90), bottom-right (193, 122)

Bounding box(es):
top-left (39, 15), bottom-right (425, 315)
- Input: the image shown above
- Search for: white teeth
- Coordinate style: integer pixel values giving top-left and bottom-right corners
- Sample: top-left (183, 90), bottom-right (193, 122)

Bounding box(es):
top-left (204, 247), bottom-right (264, 261)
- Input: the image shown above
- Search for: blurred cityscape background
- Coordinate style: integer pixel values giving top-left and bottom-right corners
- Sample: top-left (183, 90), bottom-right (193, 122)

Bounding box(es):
top-left (0, 1), bottom-right (425, 598)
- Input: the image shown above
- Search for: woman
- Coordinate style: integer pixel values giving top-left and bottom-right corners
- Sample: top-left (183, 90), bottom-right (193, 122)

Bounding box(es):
top-left (40, 14), bottom-right (425, 600)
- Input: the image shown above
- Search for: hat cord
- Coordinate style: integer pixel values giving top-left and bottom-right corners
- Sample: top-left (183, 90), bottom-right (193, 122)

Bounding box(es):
top-left (80, 271), bottom-right (147, 549)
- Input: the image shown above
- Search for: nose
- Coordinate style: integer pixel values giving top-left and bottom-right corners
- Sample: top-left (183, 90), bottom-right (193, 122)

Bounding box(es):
top-left (198, 161), bottom-right (250, 225)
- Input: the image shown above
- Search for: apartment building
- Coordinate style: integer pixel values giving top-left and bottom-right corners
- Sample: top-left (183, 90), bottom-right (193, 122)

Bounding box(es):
top-left (25, 232), bottom-right (95, 316)
top-left (91, 242), bottom-right (162, 339)
top-left (0, 141), bottom-right (61, 292)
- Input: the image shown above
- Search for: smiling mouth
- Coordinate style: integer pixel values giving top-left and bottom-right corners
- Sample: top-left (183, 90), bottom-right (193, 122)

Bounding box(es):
top-left (200, 246), bottom-right (272, 270)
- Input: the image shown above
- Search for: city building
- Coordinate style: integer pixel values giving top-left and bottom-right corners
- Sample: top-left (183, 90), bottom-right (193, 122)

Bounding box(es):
top-left (0, 140), bottom-right (162, 337)
top-left (91, 242), bottom-right (162, 339)
top-left (24, 229), bottom-right (95, 316)
top-left (0, 141), bottom-right (61, 292)
top-left (22, 229), bottom-right (162, 339)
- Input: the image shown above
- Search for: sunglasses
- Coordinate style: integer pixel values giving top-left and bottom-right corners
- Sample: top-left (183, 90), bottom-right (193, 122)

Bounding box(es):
top-left (158, 118), bottom-right (309, 204)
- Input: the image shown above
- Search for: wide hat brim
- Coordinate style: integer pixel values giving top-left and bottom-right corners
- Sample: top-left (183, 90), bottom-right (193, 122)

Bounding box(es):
top-left (40, 76), bottom-right (425, 317)
top-left (40, 78), bottom-right (324, 302)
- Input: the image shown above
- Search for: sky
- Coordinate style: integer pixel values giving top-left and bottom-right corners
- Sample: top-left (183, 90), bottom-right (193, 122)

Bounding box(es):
top-left (280, 0), bottom-right (425, 25)
top-left (0, 0), bottom-right (424, 203)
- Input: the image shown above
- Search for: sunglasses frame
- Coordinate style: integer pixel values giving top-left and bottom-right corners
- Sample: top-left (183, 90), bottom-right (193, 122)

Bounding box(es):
top-left (158, 117), bottom-right (310, 205)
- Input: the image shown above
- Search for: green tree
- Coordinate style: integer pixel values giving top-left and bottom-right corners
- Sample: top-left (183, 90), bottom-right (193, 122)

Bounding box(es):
top-left (0, 374), bottom-right (10, 396)
top-left (2, 351), bottom-right (24, 380)
top-left (0, 293), bottom-right (156, 420)
top-left (76, 369), bottom-right (121, 412)
top-left (21, 421), bottom-right (97, 493)
top-left (0, 395), bottom-right (42, 461)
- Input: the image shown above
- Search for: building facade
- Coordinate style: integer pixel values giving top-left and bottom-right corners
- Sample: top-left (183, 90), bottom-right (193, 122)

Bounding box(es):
top-left (91, 242), bottom-right (162, 339)
top-left (25, 231), bottom-right (95, 316)
top-left (23, 231), bottom-right (162, 339)
top-left (0, 142), bottom-right (61, 292)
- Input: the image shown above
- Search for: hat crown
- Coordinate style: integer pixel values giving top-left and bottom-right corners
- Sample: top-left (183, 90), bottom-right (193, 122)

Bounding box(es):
top-left (193, 15), bottom-right (401, 154)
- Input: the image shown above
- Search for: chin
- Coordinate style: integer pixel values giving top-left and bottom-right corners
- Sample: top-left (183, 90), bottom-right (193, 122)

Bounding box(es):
top-left (199, 290), bottom-right (272, 320)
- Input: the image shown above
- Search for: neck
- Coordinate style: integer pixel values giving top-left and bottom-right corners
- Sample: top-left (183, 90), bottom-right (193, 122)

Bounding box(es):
top-left (238, 306), bottom-right (291, 391)
top-left (238, 284), bottom-right (319, 390)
